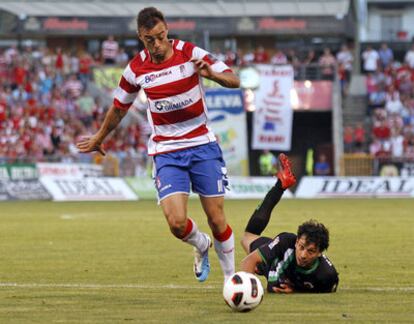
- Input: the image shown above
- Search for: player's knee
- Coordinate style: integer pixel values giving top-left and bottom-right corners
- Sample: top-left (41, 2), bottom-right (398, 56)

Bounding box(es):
top-left (240, 235), bottom-right (250, 254)
top-left (168, 220), bottom-right (187, 239)
top-left (241, 232), bottom-right (258, 254)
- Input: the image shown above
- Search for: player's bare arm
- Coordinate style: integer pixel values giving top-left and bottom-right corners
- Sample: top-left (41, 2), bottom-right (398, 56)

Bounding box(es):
top-left (76, 105), bottom-right (127, 156)
top-left (241, 250), bottom-right (295, 294)
top-left (191, 58), bottom-right (240, 88)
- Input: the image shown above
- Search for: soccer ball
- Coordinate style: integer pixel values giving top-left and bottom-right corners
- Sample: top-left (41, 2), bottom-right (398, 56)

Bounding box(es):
top-left (223, 271), bottom-right (264, 312)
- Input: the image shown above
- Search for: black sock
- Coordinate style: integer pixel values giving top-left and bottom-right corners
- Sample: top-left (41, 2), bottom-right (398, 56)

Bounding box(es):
top-left (245, 180), bottom-right (285, 235)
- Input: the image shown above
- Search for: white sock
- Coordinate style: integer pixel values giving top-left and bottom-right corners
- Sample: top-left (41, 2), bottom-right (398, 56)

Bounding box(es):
top-left (182, 218), bottom-right (209, 253)
top-left (214, 231), bottom-right (235, 282)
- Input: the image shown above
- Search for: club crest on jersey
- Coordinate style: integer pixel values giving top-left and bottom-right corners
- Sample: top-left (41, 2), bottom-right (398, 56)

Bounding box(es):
top-left (144, 70), bottom-right (172, 83)
top-left (154, 98), bottom-right (193, 111)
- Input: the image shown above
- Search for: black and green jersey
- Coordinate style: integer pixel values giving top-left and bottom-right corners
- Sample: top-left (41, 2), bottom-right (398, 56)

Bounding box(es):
top-left (251, 232), bottom-right (339, 293)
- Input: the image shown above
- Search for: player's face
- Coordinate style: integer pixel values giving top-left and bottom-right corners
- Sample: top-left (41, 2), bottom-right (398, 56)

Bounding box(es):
top-left (295, 235), bottom-right (322, 268)
top-left (138, 21), bottom-right (171, 63)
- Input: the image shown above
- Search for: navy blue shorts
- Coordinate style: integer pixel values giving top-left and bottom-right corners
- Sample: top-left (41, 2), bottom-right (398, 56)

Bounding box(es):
top-left (153, 142), bottom-right (229, 201)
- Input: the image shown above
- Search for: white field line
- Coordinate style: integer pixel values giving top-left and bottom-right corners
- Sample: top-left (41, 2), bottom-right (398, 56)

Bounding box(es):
top-left (0, 283), bottom-right (414, 292)
top-left (0, 283), bottom-right (216, 290)
top-left (59, 212), bottom-right (106, 220)
top-left (341, 287), bottom-right (414, 292)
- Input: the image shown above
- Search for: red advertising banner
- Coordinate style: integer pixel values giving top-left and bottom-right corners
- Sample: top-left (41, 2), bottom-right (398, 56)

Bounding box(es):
top-left (292, 81), bottom-right (333, 111)
top-left (258, 18), bottom-right (307, 31)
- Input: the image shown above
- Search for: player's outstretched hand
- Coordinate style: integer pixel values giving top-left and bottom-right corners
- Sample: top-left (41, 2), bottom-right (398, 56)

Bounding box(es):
top-left (76, 135), bottom-right (106, 156)
top-left (272, 284), bottom-right (294, 294)
top-left (191, 58), bottom-right (214, 79)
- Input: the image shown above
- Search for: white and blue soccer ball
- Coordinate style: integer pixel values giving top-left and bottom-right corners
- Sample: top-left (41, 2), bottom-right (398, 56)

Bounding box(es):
top-left (223, 271), bottom-right (264, 312)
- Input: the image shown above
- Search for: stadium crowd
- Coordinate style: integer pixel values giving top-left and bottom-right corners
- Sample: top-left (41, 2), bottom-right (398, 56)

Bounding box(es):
top-left (0, 40), bottom-right (150, 175)
top-left (1, 38), bottom-right (413, 174)
top-left (213, 44), bottom-right (352, 87)
top-left (0, 40), bottom-right (346, 167)
top-left (344, 43), bottom-right (414, 159)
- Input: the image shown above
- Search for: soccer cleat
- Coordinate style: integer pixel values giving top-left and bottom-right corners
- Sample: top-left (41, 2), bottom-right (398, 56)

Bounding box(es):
top-left (276, 153), bottom-right (297, 189)
top-left (193, 234), bottom-right (212, 282)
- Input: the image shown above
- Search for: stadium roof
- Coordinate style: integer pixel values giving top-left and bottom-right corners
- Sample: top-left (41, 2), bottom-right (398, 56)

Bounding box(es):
top-left (0, 0), bottom-right (350, 17)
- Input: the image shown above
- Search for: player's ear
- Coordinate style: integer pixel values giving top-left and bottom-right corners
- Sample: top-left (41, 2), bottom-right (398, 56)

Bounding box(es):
top-left (137, 27), bottom-right (143, 42)
top-left (294, 238), bottom-right (299, 247)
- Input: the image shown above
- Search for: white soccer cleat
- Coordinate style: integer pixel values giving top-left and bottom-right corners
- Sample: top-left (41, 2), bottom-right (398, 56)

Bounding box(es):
top-left (193, 234), bottom-right (212, 282)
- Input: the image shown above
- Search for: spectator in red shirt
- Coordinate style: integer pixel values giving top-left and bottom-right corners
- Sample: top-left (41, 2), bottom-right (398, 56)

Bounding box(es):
top-left (354, 123), bottom-right (366, 152)
top-left (0, 100), bottom-right (6, 124)
top-left (55, 47), bottom-right (64, 71)
top-left (373, 120), bottom-right (391, 142)
top-left (12, 64), bottom-right (26, 87)
top-left (254, 46), bottom-right (269, 63)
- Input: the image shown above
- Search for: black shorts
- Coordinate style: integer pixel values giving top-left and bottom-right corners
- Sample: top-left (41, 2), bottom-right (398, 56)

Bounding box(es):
top-left (249, 236), bottom-right (272, 253)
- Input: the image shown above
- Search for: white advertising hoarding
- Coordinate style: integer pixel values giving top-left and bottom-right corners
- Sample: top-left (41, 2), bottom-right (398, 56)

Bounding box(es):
top-left (226, 176), bottom-right (293, 199)
top-left (252, 65), bottom-right (294, 151)
top-left (296, 176), bottom-right (414, 198)
top-left (40, 177), bottom-right (138, 201)
top-left (124, 176), bottom-right (291, 200)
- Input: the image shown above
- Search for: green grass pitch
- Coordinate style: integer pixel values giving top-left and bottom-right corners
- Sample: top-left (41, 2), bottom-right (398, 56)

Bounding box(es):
top-left (0, 199), bottom-right (413, 323)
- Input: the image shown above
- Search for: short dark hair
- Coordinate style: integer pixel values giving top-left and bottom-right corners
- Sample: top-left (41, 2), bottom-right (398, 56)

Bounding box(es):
top-left (137, 7), bottom-right (166, 31)
top-left (297, 220), bottom-right (330, 252)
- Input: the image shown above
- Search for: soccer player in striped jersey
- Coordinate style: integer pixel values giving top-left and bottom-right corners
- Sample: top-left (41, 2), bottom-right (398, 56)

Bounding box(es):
top-left (241, 154), bottom-right (339, 293)
top-left (77, 7), bottom-right (240, 284)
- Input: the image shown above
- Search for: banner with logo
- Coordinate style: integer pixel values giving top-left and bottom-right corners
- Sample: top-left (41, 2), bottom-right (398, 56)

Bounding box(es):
top-left (0, 180), bottom-right (51, 201)
top-left (296, 176), bottom-right (414, 198)
top-left (206, 88), bottom-right (248, 175)
top-left (252, 65), bottom-right (294, 151)
top-left (0, 163), bottom-right (38, 180)
top-left (37, 163), bottom-right (103, 178)
top-left (226, 176), bottom-right (293, 199)
top-left (124, 176), bottom-right (292, 200)
top-left (20, 16), bottom-right (350, 37)
top-left (40, 177), bottom-right (137, 201)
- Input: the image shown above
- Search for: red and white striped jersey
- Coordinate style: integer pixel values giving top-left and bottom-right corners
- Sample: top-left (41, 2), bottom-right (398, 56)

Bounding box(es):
top-left (113, 39), bottom-right (232, 155)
